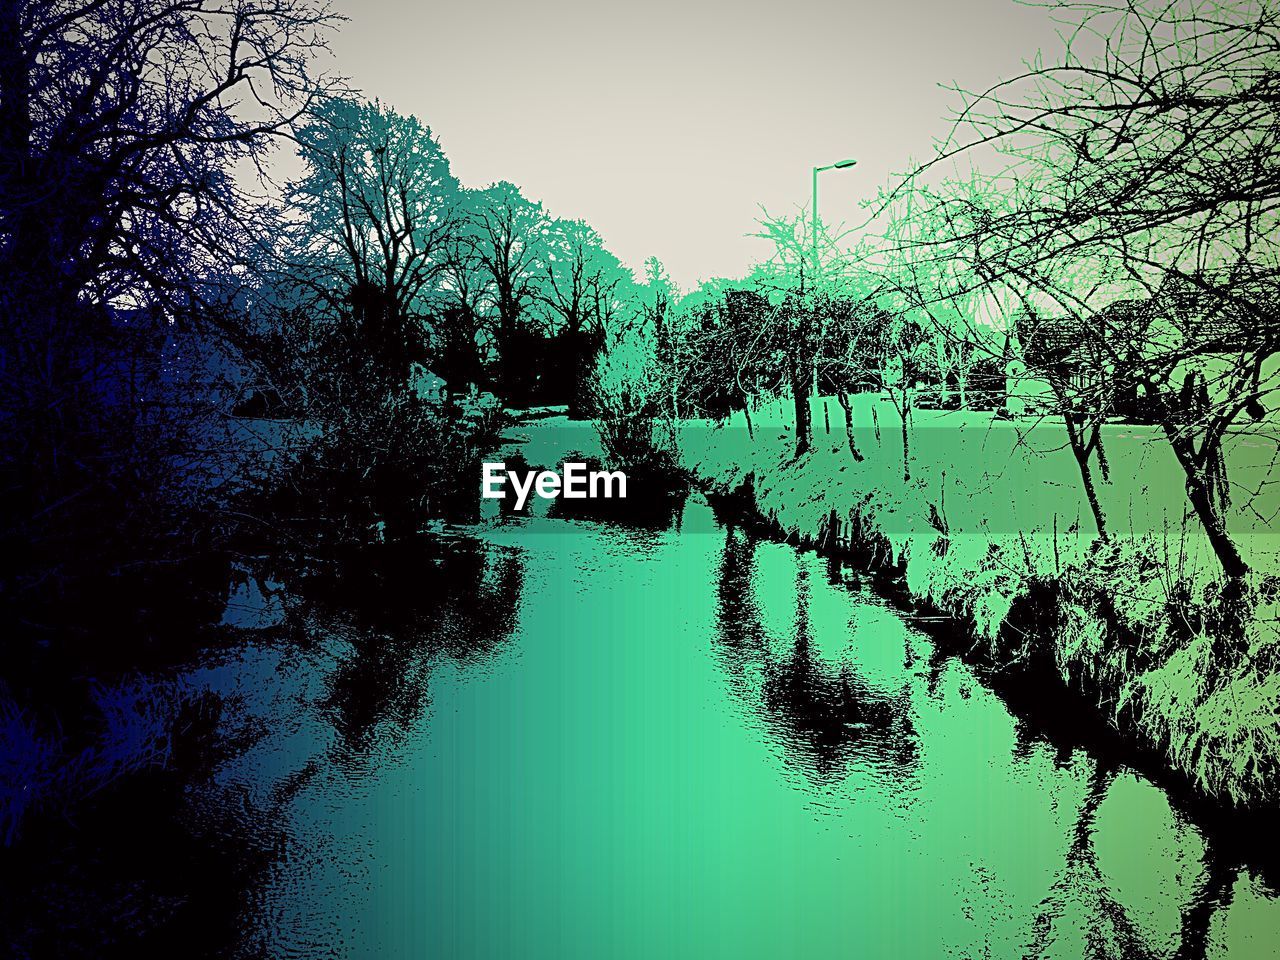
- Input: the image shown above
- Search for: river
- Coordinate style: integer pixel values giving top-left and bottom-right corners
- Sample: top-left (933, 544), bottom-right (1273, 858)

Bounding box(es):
top-left (189, 416), bottom-right (1278, 959)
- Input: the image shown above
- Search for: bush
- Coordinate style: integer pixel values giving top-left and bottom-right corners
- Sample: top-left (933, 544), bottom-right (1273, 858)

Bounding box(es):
top-left (587, 330), bottom-right (682, 483)
top-left (261, 389), bottom-right (502, 542)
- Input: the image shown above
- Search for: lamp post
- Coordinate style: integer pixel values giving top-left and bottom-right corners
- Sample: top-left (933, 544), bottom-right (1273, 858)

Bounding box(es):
top-left (811, 158), bottom-right (857, 270)
top-left (810, 158), bottom-right (857, 399)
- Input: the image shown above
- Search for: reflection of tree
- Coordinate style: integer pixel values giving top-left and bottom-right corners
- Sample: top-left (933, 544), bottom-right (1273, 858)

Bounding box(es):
top-left (1174, 851), bottom-right (1237, 960)
top-left (0, 689), bottom-right (287, 960)
top-left (1026, 763), bottom-right (1148, 959)
top-left (289, 537), bottom-right (523, 756)
top-left (713, 527), bottom-right (918, 784)
top-left (1026, 760), bottom-right (1244, 960)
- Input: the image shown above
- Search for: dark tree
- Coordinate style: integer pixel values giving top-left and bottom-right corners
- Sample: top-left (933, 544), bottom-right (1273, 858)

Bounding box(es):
top-left (540, 219), bottom-right (632, 412)
top-left (287, 96), bottom-right (461, 388)
top-left (0, 0), bottom-right (336, 625)
top-left (468, 181), bottom-right (551, 401)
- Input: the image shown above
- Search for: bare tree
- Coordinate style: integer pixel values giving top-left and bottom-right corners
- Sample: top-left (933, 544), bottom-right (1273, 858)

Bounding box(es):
top-left (894, 0), bottom-right (1280, 577)
top-left (0, 0), bottom-right (337, 315)
top-left (669, 279), bottom-right (779, 437)
top-left (435, 228), bottom-right (492, 390)
top-left (752, 211), bottom-right (844, 458)
top-left (0, 0), bottom-right (337, 616)
top-left (546, 220), bottom-right (633, 337)
top-left (820, 288), bottom-right (888, 463)
top-left (468, 181), bottom-right (551, 396)
top-left (287, 96), bottom-right (461, 386)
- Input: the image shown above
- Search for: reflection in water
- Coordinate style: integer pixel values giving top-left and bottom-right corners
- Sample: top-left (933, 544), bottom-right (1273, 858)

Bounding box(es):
top-left (1177, 854), bottom-right (1239, 960)
top-left (175, 536), bottom-right (526, 957)
top-left (288, 538), bottom-right (524, 758)
top-left (708, 518), bottom-right (1278, 960)
top-left (713, 525), bottom-right (919, 786)
top-left (1027, 763), bottom-right (1151, 959)
top-left (1022, 758), bottom-right (1256, 960)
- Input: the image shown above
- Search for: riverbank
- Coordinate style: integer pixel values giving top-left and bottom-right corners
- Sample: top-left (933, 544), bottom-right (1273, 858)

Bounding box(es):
top-left (681, 396), bottom-right (1280, 808)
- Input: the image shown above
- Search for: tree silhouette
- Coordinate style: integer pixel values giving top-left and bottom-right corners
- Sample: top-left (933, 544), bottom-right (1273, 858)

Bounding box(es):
top-left (468, 181), bottom-right (552, 401)
top-left (0, 0), bottom-right (336, 624)
top-left (287, 97), bottom-right (462, 387)
top-left (540, 218), bottom-right (633, 412)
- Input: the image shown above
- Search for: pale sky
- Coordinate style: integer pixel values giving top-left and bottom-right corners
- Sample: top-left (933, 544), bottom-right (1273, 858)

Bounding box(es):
top-left (323, 0), bottom-right (1069, 288)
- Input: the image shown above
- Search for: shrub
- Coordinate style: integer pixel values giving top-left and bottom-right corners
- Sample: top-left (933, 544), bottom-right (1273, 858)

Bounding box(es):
top-left (588, 331), bottom-right (682, 483)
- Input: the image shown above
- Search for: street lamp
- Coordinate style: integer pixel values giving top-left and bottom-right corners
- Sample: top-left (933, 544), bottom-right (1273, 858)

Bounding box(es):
top-left (810, 158), bottom-right (856, 400)
top-left (811, 158), bottom-right (857, 268)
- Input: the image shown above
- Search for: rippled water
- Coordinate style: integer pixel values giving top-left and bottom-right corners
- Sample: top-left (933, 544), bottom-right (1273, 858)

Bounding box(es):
top-left (188, 420), bottom-right (1279, 959)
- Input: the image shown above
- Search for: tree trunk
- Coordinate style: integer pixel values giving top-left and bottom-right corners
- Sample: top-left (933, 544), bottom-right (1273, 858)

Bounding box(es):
top-left (1073, 439), bottom-right (1108, 542)
top-left (836, 391), bottom-right (863, 462)
top-left (1062, 411), bottom-right (1109, 541)
top-left (789, 353), bottom-right (812, 458)
top-left (1182, 459), bottom-right (1249, 581)
top-left (900, 406), bottom-right (911, 482)
top-left (1152, 383), bottom-right (1249, 582)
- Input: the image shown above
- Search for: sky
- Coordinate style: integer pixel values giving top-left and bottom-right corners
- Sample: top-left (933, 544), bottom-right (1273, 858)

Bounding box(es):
top-left (321, 0), bottom-right (1071, 289)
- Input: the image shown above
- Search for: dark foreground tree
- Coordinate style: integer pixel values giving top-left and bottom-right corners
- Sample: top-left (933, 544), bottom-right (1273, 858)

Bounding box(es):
top-left (0, 0), bottom-right (337, 634)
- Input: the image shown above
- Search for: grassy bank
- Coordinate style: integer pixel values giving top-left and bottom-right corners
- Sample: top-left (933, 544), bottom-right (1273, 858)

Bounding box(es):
top-left (681, 395), bottom-right (1280, 807)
